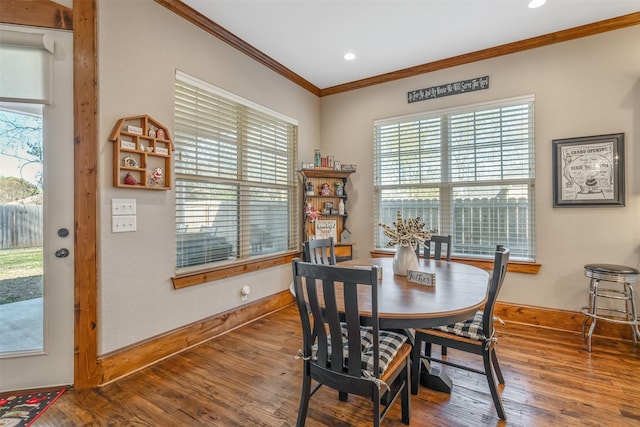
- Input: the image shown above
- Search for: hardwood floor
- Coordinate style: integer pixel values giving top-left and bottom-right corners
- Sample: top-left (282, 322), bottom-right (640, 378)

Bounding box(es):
top-left (36, 305), bottom-right (640, 426)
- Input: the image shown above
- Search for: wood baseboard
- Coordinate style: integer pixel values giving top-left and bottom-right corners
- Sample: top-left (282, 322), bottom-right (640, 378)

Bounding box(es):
top-left (96, 290), bottom-right (295, 386)
top-left (495, 302), bottom-right (635, 341)
top-left (95, 293), bottom-right (633, 386)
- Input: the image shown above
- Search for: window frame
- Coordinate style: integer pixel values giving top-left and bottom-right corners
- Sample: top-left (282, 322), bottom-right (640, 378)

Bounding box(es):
top-left (373, 95), bottom-right (536, 262)
top-left (173, 71), bottom-right (299, 284)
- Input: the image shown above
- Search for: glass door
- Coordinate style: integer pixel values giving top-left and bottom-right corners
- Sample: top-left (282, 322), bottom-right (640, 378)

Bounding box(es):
top-left (0, 26), bottom-right (74, 392)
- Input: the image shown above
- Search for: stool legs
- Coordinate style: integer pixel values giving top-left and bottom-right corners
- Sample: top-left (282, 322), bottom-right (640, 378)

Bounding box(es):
top-left (625, 283), bottom-right (640, 345)
top-left (582, 278), bottom-right (599, 352)
top-left (582, 278), bottom-right (640, 352)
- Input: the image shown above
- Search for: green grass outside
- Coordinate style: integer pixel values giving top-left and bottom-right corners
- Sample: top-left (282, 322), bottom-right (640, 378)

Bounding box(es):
top-left (0, 247), bottom-right (43, 280)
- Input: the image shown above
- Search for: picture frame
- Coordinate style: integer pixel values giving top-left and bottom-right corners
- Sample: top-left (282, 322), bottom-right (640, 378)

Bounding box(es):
top-left (552, 133), bottom-right (624, 207)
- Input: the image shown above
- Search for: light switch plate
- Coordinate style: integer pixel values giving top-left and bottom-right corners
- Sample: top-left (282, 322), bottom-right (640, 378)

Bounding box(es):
top-left (112, 215), bottom-right (137, 233)
top-left (112, 199), bottom-right (136, 216)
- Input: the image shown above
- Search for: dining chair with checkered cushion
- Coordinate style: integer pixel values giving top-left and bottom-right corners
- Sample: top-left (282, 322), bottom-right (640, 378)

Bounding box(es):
top-left (292, 259), bottom-right (411, 427)
top-left (412, 245), bottom-right (510, 420)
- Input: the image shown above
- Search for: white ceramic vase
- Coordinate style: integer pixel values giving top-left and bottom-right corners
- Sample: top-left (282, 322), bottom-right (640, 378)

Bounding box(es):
top-left (393, 244), bottom-right (419, 276)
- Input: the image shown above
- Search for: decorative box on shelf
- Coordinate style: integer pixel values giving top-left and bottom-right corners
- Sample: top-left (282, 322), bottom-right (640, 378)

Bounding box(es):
top-left (110, 115), bottom-right (174, 190)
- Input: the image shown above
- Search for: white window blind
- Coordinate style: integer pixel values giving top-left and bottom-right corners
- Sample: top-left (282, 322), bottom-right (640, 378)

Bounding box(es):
top-left (374, 96), bottom-right (535, 261)
top-left (0, 30), bottom-right (54, 104)
top-left (175, 72), bottom-right (298, 271)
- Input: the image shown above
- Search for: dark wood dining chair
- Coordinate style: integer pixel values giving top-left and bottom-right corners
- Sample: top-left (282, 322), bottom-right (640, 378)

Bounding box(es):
top-left (304, 237), bottom-right (336, 265)
top-left (421, 234), bottom-right (452, 261)
top-left (419, 234), bottom-right (453, 355)
top-left (291, 259), bottom-right (411, 427)
top-left (411, 245), bottom-right (510, 420)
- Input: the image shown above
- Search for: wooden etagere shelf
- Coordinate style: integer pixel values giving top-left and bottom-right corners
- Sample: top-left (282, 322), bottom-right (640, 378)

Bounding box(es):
top-left (110, 115), bottom-right (174, 190)
top-left (300, 168), bottom-right (355, 261)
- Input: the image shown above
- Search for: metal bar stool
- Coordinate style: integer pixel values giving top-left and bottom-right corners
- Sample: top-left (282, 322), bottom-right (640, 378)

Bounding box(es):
top-left (581, 263), bottom-right (640, 352)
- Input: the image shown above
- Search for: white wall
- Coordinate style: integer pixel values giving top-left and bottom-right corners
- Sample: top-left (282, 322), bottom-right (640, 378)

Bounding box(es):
top-left (320, 26), bottom-right (640, 312)
top-left (97, 0), bottom-right (320, 354)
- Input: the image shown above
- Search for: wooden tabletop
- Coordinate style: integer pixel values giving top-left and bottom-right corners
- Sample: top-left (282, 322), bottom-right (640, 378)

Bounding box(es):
top-left (338, 257), bottom-right (490, 329)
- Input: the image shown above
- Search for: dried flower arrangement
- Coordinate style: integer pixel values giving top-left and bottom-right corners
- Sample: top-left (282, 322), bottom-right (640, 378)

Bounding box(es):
top-left (378, 211), bottom-right (432, 248)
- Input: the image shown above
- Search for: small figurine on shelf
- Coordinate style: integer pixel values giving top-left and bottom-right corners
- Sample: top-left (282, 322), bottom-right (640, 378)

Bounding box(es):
top-left (123, 155), bottom-right (138, 167)
top-left (156, 128), bottom-right (166, 140)
top-left (149, 167), bottom-right (164, 186)
top-left (320, 183), bottom-right (332, 196)
top-left (148, 126), bottom-right (157, 138)
top-left (335, 181), bottom-right (344, 196)
top-left (124, 172), bottom-right (139, 185)
top-left (305, 181), bottom-right (314, 196)
top-left (305, 200), bottom-right (321, 222)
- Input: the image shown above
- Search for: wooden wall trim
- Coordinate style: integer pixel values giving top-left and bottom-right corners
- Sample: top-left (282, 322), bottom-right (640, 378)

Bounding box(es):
top-left (369, 250), bottom-right (542, 275)
top-left (172, 252), bottom-right (301, 289)
top-left (0, 0), bottom-right (73, 29)
top-left (97, 290), bottom-right (295, 385)
top-left (495, 302), bottom-right (634, 341)
top-left (97, 295), bottom-right (633, 386)
top-left (321, 12), bottom-right (640, 96)
top-left (153, 0), bottom-right (320, 97)
top-left (73, 0), bottom-right (99, 388)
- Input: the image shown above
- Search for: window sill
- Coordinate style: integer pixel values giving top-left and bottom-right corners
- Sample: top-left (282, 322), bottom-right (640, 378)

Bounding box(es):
top-left (369, 250), bottom-right (540, 275)
top-left (172, 251), bottom-right (302, 289)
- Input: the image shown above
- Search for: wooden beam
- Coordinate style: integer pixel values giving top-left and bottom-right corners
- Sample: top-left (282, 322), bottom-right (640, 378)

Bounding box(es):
top-left (0, 0), bottom-right (73, 29)
top-left (73, 0), bottom-right (99, 388)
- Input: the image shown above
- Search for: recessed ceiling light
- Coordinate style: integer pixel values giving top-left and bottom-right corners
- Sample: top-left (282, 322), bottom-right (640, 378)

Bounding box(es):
top-left (344, 52), bottom-right (356, 61)
top-left (528, 0), bottom-right (546, 8)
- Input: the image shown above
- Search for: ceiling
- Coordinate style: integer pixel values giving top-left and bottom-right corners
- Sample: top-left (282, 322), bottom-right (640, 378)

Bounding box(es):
top-left (180, 0), bottom-right (639, 89)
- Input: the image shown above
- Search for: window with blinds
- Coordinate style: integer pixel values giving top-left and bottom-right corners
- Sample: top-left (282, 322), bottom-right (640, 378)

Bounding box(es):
top-left (174, 71), bottom-right (299, 271)
top-left (374, 96), bottom-right (535, 261)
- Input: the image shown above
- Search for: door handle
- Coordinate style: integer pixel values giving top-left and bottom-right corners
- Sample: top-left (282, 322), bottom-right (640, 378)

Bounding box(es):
top-left (55, 248), bottom-right (70, 258)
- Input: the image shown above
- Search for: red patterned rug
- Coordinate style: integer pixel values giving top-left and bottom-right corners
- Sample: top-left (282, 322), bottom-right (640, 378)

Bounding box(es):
top-left (0, 388), bottom-right (65, 427)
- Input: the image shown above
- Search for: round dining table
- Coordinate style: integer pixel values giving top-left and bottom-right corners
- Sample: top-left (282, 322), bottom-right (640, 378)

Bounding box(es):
top-left (339, 257), bottom-right (491, 394)
top-left (339, 257), bottom-right (490, 330)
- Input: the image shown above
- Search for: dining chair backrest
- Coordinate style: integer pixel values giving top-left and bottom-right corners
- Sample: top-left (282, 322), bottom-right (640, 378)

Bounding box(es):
top-left (304, 237), bottom-right (336, 265)
top-left (293, 259), bottom-right (380, 379)
top-left (422, 235), bottom-right (452, 261)
top-left (483, 245), bottom-right (510, 339)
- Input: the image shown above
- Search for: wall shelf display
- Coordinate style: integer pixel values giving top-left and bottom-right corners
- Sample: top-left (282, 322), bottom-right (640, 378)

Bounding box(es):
top-left (110, 115), bottom-right (174, 190)
top-left (300, 169), bottom-right (354, 261)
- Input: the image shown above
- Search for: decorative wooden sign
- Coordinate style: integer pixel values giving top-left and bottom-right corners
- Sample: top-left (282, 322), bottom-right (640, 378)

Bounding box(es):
top-left (408, 76), bottom-right (489, 103)
top-left (407, 269), bottom-right (436, 286)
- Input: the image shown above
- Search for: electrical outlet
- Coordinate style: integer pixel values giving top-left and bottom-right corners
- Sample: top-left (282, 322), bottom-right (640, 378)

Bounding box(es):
top-left (241, 286), bottom-right (251, 301)
top-left (112, 199), bottom-right (136, 215)
top-left (112, 215), bottom-right (137, 233)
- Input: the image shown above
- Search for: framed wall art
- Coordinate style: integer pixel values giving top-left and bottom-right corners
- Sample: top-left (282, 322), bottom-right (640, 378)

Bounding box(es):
top-left (552, 133), bottom-right (624, 207)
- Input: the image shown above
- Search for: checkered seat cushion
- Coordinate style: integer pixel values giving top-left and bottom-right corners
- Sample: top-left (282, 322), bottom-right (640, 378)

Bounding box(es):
top-left (314, 324), bottom-right (408, 375)
top-left (434, 310), bottom-right (486, 340)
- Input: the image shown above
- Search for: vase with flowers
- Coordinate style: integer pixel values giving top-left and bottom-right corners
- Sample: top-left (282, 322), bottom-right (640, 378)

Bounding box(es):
top-left (379, 211), bottom-right (432, 276)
